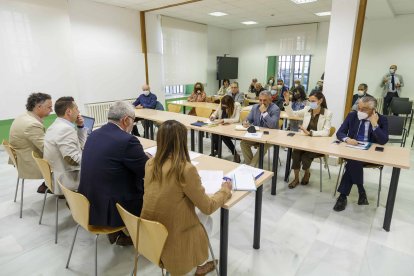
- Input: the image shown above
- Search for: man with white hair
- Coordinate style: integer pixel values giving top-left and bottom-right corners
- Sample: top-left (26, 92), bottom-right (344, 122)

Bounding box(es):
top-left (78, 101), bottom-right (149, 246)
top-left (132, 84), bottom-right (157, 136)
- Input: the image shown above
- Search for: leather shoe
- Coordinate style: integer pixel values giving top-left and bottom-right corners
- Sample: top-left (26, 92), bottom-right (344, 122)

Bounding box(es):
top-left (195, 260), bottom-right (218, 276)
top-left (209, 150), bottom-right (218, 157)
top-left (333, 196), bottom-right (347, 212)
top-left (358, 192), bottom-right (369, 205)
top-left (116, 232), bottom-right (133, 246)
top-left (108, 231), bottom-right (121, 244)
top-left (37, 182), bottom-right (52, 194)
top-left (233, 152), bottom-right (241, 163)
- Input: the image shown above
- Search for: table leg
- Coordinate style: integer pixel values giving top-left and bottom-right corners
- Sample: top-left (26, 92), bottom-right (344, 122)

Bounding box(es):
top-left (271, 145), bottom-right (280, 195)
top-left (149, 121), bottom-right (154, 140)
top-left (191, 129), bottom-right (195, 151)
top-left (183, 106), bottom-right (186, 114)
top-left (383, 167), bottom-right (401, 231)
top-left (198, 131), bottom-right (204, 153)
top-left (210, 134), bottom-right (214, 156)
top-left (253, 185), bottom-right (263, 249)
top-left (218, 135), bottom-right (222, 158)
top-left (284, 148), bottom-right (292, 182)
top-left (143, 120), bottom-right (149, 139)
top-left (258, 143), bottom-right (264, 169)
top-left (219, 208), bottom-right (229, 276)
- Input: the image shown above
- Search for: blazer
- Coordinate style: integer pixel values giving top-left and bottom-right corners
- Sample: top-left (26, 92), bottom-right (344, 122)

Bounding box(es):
top-left (246, 103), bottom-right (280, 129)
top-left (9, 112), bottom-right (45, 179)
top-left (226, 91), bottom-right (245, 105)
top-left (44, 118), bottom-right (87, 195)
top-left (380, 73), bottom-right (404, 96)
top-left (78, 123), bottom-right (149, 227)
top-left (141, 159), bottom-right (231, 275)
top-left (336, 111), bottom-right (389, 145)
top-left (211, 102), bottom-right (241, 124)
top-left (285, 103), bottom-right (333, 137)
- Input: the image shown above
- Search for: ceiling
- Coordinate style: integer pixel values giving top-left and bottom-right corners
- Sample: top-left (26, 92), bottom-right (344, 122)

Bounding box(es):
top-left (91, 0), bottom-right (414, 30)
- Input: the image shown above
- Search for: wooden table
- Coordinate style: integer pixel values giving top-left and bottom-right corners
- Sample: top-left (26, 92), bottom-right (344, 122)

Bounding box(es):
top-left (137, 137), bottom-right (273, 276)
top-left (168, 100), bottom-right (219, 114)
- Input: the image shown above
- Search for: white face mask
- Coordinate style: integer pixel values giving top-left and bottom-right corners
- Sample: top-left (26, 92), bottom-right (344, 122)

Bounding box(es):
top-left (270, 89), bottom-right (277, 95)
top-left (389, 69), bottom-right (395, 74)
top-left (309, 102), bottom-right (319, 110)
top-left (269, 80), bottom-right (274, 84)
top-left (277, 85), bottom-right (283, 90)
top-left (143, 90), bottom-right (150, 96)
top-left (357, 90), bottom-right (365, 97)
top-left (357, 111), bottom-right (369, 120)
top-left (294, 83), bottom-right (299, 88)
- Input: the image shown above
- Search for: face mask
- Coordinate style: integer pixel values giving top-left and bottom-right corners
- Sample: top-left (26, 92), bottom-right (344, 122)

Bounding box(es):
top-left (357, 90), bottom-right (365, 97)
top-left (270, 89), bottom-right (277, 95)
top-left (389, 69), bottom-right (395, 74)
top-left (294, 84), bottom-right (299, 88)
top-left (357, 111), bottom-right (369, 120)
top-left (196, 89), bottom-right (201, 93)
top-left (143, 90), bottom-right (150, 96)
top-left (309, 102), bottom-right (319, 109)
top-left (277, 85), bottom-right (283, 90)
top-left (269, 80), bottom-right (274, 84)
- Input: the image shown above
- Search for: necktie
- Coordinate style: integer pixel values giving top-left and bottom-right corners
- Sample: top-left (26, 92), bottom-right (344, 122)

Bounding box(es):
top-left (391, 75), bottom-right (395, 91)
top-left (260, 115), bottom-right (264, 127)
top-left (356, 120), bottom-right (366, 142)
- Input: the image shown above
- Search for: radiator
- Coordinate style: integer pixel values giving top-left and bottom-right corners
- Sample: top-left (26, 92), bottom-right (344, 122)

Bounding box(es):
top-left (84, 99), bottom-right (135, 127)
top-left (376, 97), bottom-right (384, 113)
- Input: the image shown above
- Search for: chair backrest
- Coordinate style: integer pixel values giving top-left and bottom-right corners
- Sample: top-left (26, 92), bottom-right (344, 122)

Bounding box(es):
top-left (32, 152), bottom-right (53, 192)
top-left (58, 181), bottom-right (90, 229)
top-left (2, 140), bottom-right (18, 168)
top-left (116, 203), bottom-right (168, 267)
top-left (329, 126), bottom-right (336, 137)
top-left (240, 110), bottom-right (250, 122)
top-left (384, 115), bottom-right (405, 136)
top-left (390, 100), bottom-right (413, 115)
top-left (167, 103), bottom-right (181, 113)
top-left (205, 96), bottom-right (213, 103)
top-left (242, 99), bottom-right (250, 107)
top-left (195, 107), bottom-right (213, 118)
top-left (155, 101), bottom-right (164, 111)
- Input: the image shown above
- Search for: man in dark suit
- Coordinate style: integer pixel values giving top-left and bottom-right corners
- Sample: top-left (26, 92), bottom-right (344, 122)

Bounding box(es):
top-left (334, 96), bottom-right (388, 212)
top-left (351, 83), bottom-right (372, 111)
top-left (78, 101), bottom-right (149, 245)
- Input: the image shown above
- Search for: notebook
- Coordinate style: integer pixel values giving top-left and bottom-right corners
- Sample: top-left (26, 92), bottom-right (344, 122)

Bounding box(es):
top-left (346, 141), bottom-right (372, 150)
top-left (82, 115), bottom-right (95, 135)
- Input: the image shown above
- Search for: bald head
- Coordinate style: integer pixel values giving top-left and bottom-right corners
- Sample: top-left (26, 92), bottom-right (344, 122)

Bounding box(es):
top-left (142, 84), bottom-right (150, 91)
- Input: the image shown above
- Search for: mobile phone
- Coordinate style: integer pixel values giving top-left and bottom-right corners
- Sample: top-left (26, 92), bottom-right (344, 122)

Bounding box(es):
top-left (333, 140), bottom-right (341, 144)
top-left (375, 146), bottom-right (384, 152)
top-left (263, 131), bottom-right (269, 135)
top-left (287, 132), bottom-right (295, 137)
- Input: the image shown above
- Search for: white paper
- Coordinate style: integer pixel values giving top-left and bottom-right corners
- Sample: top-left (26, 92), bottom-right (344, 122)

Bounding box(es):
top-left (198, 170), bottom-right (223, 195)
top-left (189, 151), bottom-right (202, 160)
top-left (145, 146), bottom-right (157, 156)
top-left (225, 164), bottom-right (264, 180)
top-left (191, 161), bottom-right (199, 166)
top-left (346, 142), bottom-right (371, 150)
top-left (244, 132), bottom-right (263, 138)
top-left (233, 171), bottom-right (256, 191)
top-left (235, 125), bottom-right (260, 131)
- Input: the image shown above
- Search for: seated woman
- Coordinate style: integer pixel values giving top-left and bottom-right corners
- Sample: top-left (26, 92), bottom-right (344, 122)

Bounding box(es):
top-left (187, 82), bottom-right (207, 115)
top-left (141, 120), bottom-right (232, 276)
top-left (217, 79), bottom-right (231, 96)
top-left (283, 91), bottom-right (332, 189)
top-left (289, 86), bottom-right (307, 131)
top-left (209, 95), bottom-right (241, 163)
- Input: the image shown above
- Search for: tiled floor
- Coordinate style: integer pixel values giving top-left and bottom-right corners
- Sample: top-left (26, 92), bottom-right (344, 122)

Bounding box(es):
top-left (1, 128), bottom-right (413, 275)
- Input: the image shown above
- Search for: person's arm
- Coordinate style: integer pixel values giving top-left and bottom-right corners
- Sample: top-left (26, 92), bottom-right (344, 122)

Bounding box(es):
top-left (399, 74), bottom-right (404, 88)
top-left (336, 113), bottom-right (351, 141)
top-left (262, 104), bottom-right (280, 129)
top-left (246, 106), bottom-right (255, 124)
top-left (284, 102), bottom-right (306, 118)
top-left (371, 114), bottom-right (389, 145)
top-left (77, 127), bottom-right (87, 148)
top-left (55, 127), bottom-right (83, 166)
top-left (311, 110), bottom-right (332, 137)
top-left (223, 103), bottom-right (241, 124)
top-left (187, 93), bottom-right (196, 102)
top-left (182, 165), bottom-right (231, 215)
top-left (132, 96), bottom-right (141, 107)
top-left (122, 136), bottom-right (149, 177)
top-left (142, 94), bottom-right (157, 109)
top-left (198, 92), bottom-right (207, 102)
top-left (24, 122), bottom-right (45, 153)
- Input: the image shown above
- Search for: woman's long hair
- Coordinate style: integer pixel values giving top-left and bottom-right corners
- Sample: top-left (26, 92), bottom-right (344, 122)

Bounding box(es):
top-left (193, 82), bottom-right (204, 93)
top-left (220, 95), bottom-right (235, 118)
top-left (150, 120), bottom-right (190, 183)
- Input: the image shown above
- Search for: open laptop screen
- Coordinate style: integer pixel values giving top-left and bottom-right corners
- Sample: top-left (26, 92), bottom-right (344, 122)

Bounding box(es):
top-left (82, 115), bottom-right (95, 135)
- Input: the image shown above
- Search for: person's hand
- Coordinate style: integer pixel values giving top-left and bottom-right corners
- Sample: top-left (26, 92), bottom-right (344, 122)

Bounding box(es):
top-left (283, 91), bottom-right (290, 104)
top-left (369, 110), bottom-right (379, 127)
top-left (209, 115), bottom-right (216, 121)
top-left (299, 125), bottom-right (310, 135)
top-left (221, 180), bottom-right (232, 190)
top-left (259, 104), bottom-right (267, 113)
top-left (345, 138), bottom-right (358, 146)
top-left (396, 83), bottom-right (401, 88)
top-left (217, 119), bottom-right (224, 124)
top-left (136, 104), bottom-right (143, 109)
top-left (242, 120), bottom-right (250, 128)
top-left (383, 77), bottom-right (388, 83)
top-left (75, 114), bottom-right (84, 127)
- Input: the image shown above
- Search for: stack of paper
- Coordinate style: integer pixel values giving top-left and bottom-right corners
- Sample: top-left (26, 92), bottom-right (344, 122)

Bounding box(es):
top-left (235, 125), bottom-right (260, 131)
top-left (226, 164), bottom-right (264, 180)
top-left (198, 170), bottom-right (223, 195)
top-left (144, 147), bottom-right (201, 161)
top-left (233, 171), bottom-right (256, 191)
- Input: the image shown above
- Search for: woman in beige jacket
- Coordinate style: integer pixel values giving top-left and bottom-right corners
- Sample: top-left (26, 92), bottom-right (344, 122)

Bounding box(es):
top-left (141, 120), bottom-right (232, 275)
top-left (283, 91), bottom-right (333, 188)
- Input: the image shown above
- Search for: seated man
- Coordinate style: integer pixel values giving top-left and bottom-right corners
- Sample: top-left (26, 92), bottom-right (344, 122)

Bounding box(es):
top-left (351, 83), bottom-right (371, 111)
top-left (334, 96), bottom-right (388, 212)
top-left (78, 101), bottom-right (149, 245)
top-left (44, 97), bottom-right (87, 195)
top-left (9, 92), bottom-right (53, 193)
top-left (252, 82), bottom-right (265, 97)
top-left (132, 84), bottom-right (157, 136)
top-left (226, 81), bottom-right (245, 105)
top-left (240, 91), bottom-right (280, 167)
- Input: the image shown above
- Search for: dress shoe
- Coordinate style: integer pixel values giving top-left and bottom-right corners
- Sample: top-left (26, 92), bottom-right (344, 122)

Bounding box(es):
top-left (116, 232), bottom-right (133, 246)
top-left (358, 192), bottom-right (369, 205)
top-left (195, 260), bottom-right (218, 276)
top-left (107, 231), bottom-right (121, 244)
top-left (209, 150), bottom-right (218, 157)
top-left (333, 196), bottom-right (347, 212)
top-left (301, 170), bottom-right (310, 185)
top-left (288, 178), bottom-right (300, 189)
top-left (233, 152), bottom-right (241, 163)
top-left (37, 182), bottom-right (52, 194)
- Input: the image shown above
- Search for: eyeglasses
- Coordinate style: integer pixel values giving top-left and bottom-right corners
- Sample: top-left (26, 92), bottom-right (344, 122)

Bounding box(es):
top-left (127, 116), bottom-right (135, 121)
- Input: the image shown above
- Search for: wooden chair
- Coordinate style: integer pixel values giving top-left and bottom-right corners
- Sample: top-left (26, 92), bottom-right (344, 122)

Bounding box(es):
top-left (2, 140), bottom-right (25, 218)
top-left (32, 151), bottom-right (60, 243)
top-left (58, 182), bottom-right (125, 276)
top-left (167, 104), bottom-right (181, 113)
top-left (239, 110), bottom-right (249, 123)
top-left (195, 107), bottom-right (213, 118)
top-left (116, 203), bottom-right (169, 276)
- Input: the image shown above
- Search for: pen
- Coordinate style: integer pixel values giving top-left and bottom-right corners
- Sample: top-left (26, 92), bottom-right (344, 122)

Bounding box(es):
top-left (357, 142), bottom-right (365, 145)
top-left (223, 177), bottom-right (232, 182)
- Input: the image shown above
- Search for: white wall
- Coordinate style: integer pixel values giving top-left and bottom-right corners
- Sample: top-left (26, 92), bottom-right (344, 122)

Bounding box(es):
top-left (356, 14), bottom-right (414, 99)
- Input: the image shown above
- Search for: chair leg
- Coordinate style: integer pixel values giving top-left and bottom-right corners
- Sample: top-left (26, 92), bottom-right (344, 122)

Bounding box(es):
top-left (14, 177), bottom-right (20, 202)
top-left (267, 148), bottom-right (271, 171)
top-left (207, 235), bottom-right (219, 276)
top-left (325, 156), bottom-right (331, 179)
top-left (378, 167), bottom-right (383, 208)
top-left (95, 235), bottom-right (99, 276)
top-left (334, 162), bottom-right (344, 197)
top-left (278, 157), bottom-right (282, 167)
top-left (319, 158), bottom-right (322, 192)
top-left (19, 179), bottom-right (25, 218)
top-left (131, 251), bottom-right (139, 276)
top-left (66, 224), bottom-right (80, 268)
top-left (55, 196), bottom-right (59, 244)
top-left (39, 188), bottom-right (49, 224)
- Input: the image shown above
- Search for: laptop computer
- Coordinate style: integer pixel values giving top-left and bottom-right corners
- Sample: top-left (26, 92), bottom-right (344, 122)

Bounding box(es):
top-left (82, 115), bottom-right (95, 135)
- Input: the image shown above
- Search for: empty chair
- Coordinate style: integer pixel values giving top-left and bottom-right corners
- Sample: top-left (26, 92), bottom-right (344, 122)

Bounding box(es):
top-left (385, 115), bottom-right (407, 146)
top-left (390, 100), bottom-right (413, 134)
top-left (58, 182), bottom-right (125, 276)
top-left (116, 203), bottom-right (168, 276)
top-left (195, 107), bottom-right (213, 118)
top-left (167, 103), bottom-right (181, 113)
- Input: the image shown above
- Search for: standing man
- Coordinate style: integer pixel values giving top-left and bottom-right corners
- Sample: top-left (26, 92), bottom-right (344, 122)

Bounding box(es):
top-left (78, 101), bottom-right (149, 246)
top-left (351, 83), bottom-right (371, 111)
top-left (132, 84), bottom-right (157, 136)
top-left (44, 97), bottom-right (87, 194)
top-left (381, 64), bottom-right (404, 115)
top-left (334, 97), bottom-right (388, 212)
top-left (240, 91), bottom-right (280, 167)
top-left (226, 81), bottom-right (245, 105)
top-left (9, 93), bottom-right (53, 193)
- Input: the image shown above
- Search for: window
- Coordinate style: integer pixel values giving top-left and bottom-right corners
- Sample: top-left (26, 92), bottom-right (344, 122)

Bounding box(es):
top-left (165, 84), bottom-right (184, 96)
top-left (277, 55), bottom-right (311, 92)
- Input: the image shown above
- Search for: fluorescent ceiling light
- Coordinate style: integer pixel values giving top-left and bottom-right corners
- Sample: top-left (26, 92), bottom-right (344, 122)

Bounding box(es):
top-left (315, 11), bottom-right (331, 16)
top-left (209, 12), bottom-right (228, 17)
top-left (241, 21), bottom-right (258, 25)
top-left (291, 0), bottom-right (317, 4)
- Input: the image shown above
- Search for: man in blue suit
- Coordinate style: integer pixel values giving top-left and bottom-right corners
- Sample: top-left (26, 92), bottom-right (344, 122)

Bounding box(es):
top-left (78, 101), bottom-right (149, 245)
top-left (334, 96), bottom-right (388, 212)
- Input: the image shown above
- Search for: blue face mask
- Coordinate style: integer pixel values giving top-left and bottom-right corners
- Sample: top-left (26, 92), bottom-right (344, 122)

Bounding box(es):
top-left (270, 90), bottom-right (277, 95)
top-left (309, 102), bottom-right (319, 109)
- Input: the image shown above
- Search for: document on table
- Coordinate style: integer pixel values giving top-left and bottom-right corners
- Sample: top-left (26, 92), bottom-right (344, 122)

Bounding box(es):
top-left (244, 132), bottom-right (263, 138)
top-left (233, 171), bottom-right (256, 191)
top-left (235, 125), bottom-right (260, 131)
top-left (145, 148), bottom-right (201, 160)
top-left (225, 164), bottom-right (264, 180)
top-left (198, 170), bottom-right (223, 195)
top-left (189, 151), bottom-right (201, 160)
top-left (346, 142), bottom-right (372, 150)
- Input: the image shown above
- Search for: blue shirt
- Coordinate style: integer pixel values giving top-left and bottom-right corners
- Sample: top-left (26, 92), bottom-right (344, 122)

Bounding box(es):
top-left (133, 93), bottom-right (157, 109)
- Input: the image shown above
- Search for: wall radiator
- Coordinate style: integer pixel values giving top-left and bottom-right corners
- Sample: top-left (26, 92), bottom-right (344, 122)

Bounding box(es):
top-left (376, 97), bottom-right (384, 113)
top-left (84, 99), bottom-right (135, 127)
